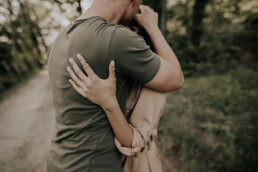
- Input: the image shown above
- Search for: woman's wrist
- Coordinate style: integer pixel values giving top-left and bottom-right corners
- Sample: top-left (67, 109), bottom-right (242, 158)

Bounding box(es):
top-left (145, 25), bottom-right (160, 37)
top-left (102, 97), bottom-right (119, 112)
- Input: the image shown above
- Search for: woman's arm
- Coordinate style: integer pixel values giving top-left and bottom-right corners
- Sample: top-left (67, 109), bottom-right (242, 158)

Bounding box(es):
top-left (67, 54), bottom-right (133, 147)
top-left (101, 98), bottom-right (133, 148)
top-left (135, 5), bottom-right (184, 92)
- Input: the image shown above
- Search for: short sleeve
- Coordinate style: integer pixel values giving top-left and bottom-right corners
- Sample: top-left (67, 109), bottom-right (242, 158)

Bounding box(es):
top-left (109, 26), bottom-right (161, 84)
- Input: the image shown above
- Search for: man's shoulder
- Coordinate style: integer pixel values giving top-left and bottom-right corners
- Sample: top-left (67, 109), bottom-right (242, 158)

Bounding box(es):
top-left (112, 25), bottom-right (130, 35)
top-left (110, 25), bottom-right (146, 49)
top-left (111, 25), bottom-right (140, 39)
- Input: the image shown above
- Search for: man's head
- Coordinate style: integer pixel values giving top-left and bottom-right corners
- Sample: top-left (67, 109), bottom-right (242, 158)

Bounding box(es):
top-left (86, 0), bottom-right (143, 25)
top-left (119, 0), bottom-right (143, 25)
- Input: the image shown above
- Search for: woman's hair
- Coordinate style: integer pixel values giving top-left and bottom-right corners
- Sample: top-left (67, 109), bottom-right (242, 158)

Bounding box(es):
top-left (128, 19), bottom-right (155, 52)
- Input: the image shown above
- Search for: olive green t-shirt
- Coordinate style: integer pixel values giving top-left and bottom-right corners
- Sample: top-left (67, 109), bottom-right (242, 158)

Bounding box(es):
top-left (47, 16), bottom-right (160, 172)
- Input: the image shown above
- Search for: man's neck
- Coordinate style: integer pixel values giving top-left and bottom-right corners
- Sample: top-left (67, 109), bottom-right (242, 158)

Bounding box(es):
top-left (77, 0), bottom-right (126, 25)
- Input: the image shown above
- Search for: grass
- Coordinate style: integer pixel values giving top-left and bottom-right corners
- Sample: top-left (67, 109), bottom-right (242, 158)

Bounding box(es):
top-left (157, 68), bottom-right (258, 172)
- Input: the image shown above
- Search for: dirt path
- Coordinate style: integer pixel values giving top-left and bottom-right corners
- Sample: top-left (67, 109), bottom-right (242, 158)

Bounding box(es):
top-left (0, 69), bottom-right (182, 172)
top-left (0, 69), bottom-right (55, 172)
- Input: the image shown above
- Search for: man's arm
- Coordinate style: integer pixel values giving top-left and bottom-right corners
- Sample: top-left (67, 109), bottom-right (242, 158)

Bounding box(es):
top-left (135, 5), bottom-right (184, 92)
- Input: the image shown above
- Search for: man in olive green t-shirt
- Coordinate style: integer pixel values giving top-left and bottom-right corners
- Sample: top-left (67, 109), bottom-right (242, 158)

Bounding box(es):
top-left (47, 0), bottom-right (184, 171)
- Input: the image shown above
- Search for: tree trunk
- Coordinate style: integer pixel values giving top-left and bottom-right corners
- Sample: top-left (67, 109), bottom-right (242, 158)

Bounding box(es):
top-left (191, 0), bottom-right (209, 47)
top-left (159, 0), bottom-right (167, 37)
top-left (76, 0), bottom-right (82, 14)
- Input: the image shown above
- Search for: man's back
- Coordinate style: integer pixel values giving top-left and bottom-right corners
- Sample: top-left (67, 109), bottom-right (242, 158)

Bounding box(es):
top-left (47, 16), bottom-right (124, 172)
top-left (47, 16), bottom-right (160, 171)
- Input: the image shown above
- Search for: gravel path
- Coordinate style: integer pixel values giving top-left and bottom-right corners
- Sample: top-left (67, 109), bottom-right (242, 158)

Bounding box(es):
top-left (0, 69), bottom-right (55, 172)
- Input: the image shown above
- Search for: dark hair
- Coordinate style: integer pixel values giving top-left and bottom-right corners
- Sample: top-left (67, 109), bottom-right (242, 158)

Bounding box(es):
top-left (128, 19), bottom-right (155, 52)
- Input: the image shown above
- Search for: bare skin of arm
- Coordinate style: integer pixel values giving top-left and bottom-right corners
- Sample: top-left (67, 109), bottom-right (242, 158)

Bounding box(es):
top-left (67, 5), bottom-right (184, 148)
top-left (135, 5), bottom-right (184, 92)
top-left (67, 55), bottom-right (133, 147)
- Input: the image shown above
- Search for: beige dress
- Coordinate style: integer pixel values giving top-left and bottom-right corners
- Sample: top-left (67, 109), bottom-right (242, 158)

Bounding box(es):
top-left (114, 83), bottom-right (167, 172)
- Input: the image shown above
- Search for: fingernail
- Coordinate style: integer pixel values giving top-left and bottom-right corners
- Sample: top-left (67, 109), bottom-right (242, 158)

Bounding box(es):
top-left (66, 67), bottom-right (70, 71)
top-left (69, 58), bottom-right (73, 63)
top-left (111, 60), bottom-right (115, 67)
top-left (77, 54), bottom-right (82, 59)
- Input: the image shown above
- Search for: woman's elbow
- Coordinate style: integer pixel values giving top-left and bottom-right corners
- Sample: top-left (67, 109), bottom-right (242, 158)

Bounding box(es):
top-left (178, 74), bottom-right (184, 88)
top-left (167, 74), bottom-right (184, 92)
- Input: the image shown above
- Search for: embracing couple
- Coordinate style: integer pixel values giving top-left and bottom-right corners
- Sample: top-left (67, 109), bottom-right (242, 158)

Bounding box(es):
top-left (47, 0), bottom-right (184, 171)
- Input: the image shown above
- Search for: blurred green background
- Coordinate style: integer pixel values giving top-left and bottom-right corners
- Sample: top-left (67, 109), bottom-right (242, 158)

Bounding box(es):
top-left (0, 0), bottom-right (257, 171)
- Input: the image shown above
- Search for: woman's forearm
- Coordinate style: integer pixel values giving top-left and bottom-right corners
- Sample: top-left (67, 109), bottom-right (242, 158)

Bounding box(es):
top-left (146, 25), bottom-right (182, 72)
top-left (102, 98), bottom-right (133, 148)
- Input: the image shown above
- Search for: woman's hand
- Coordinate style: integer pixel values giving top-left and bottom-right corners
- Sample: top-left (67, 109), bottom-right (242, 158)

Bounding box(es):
top-left (66, 54), bottom-right (117, 108)
top-left (134, 5), bottom-right (159, 31)
top-left (67, 54), bottom-right (134, 147)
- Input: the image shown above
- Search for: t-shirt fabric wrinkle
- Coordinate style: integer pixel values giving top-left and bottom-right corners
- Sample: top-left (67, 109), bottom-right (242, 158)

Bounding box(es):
top-left (47, 16), bottom-right (160, 172)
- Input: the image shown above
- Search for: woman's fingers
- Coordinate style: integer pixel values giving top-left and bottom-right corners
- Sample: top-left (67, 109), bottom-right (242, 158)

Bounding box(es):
top-left (108, 60), bottom-right (116, 82)
top-left (76, 54), bottom-right (98, 80)
top-left (134, 5), bottom-right (145, 22)
top-left (67, 66), bottom-right (84, 88)
top-left (68, 79), bottom-right (87, 98)
top-left (139, 5), bottom-right (145, 14)
top-left (69, 57), bottom-right (88, 82)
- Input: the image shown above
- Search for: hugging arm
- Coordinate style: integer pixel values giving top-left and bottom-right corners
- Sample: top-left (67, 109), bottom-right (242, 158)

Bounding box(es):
top-left (67, 54), bottom-right (133, 148)
top-left (135, 5), bottom-right (184, 92)
top-left (67, 54), bottom-right (166, 157)
top-left (66, 5), bottom-right (184, 153)
top-left (108, 5), bottom-right (184, 93)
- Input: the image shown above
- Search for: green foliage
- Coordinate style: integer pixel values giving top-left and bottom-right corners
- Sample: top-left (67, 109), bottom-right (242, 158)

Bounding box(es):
top-left (0, 0), bottom-right (257, 171)
top-left (53, 0), bottom-right (83, 15)
top-left (167, 0), bottom-right (258, 76)
top-left (158, 68), bottom-right (258, 172)
top-left (0, 0), bottom-right (47, 93)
